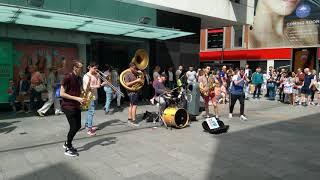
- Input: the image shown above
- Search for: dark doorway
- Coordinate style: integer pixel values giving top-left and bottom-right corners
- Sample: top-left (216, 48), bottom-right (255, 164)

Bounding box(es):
top-left (247, 61), bottom-right (267, 72)
top-left (90, 40), bottom-right (146, 104)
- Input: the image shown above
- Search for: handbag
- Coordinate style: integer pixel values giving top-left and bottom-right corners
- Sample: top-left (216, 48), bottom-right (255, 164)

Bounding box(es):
top-left (34, 84), bottom-right (46, 92)
top-left (55, 84), bottom-right (61, 98)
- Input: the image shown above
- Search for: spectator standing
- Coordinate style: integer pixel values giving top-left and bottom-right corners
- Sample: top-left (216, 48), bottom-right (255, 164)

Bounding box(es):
top-left (244, 64), bottom-right (252, 99)
top-left (300, 68), bottom-right (314, 106)
top-left (153, 66), bottom-right (161, 81)
top-left (111, 68), bottom-right (122, 108)
top-left (218, 66), bottom-right (227, 84)
top-left (16, 73), bottom-right (30, 113)
top-left (7, 79), bottom-right (17, 112)
top-left (186, 66), bottom-right (197, 84)
top-left (103, 64), bottom-right (113, 114)
top-left (265, 66), bottom-right (274, 97)
top-left (295, 68), bottom-right (305, 104)
top-left (30, 65), bottom-right (44, 112)
top-left (310, 69), bottom-right (317, 105)
top-left (165, 67), bottom-right (175, 89)
top-left (267, 71), bottom-right (277, 100)
top-left (251, 67), bottom-right (264, 99)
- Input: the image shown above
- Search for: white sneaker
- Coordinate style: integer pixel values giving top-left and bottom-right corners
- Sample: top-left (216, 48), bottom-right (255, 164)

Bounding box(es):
top-left (55, 110), bottom-right (64, 115)
top-left (228, 113), bottom-right (233, 119)
top-left (240, 115), bottom-right (247, 121)
top-left (37, 110), bottom-right (45, 117)
top-left (150, 98), bottom-right (155, 105)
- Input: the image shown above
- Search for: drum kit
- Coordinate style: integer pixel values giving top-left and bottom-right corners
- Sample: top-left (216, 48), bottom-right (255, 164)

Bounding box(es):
top-left (160, 87), bottom-right (189, 129)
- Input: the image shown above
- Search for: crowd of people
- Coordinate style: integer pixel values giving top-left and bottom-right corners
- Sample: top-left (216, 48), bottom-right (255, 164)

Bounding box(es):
top-left (148, 64), bottom-right (320, 120)
top-left (6, 60), bottom-right (320, 157)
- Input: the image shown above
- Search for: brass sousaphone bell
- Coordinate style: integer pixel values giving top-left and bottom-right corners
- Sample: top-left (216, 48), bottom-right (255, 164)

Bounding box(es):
top-left (120, 49), bottom-right (149, 92)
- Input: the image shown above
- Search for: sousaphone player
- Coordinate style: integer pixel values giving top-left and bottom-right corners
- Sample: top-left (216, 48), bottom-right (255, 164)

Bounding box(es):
top-left (120, 49), bottom-right (149, 126)
top-left (123, 62), bottom-right (143, 126)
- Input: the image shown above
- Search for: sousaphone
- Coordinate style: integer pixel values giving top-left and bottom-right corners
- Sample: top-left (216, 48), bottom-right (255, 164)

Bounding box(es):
top-left (120, 49), bottom-right (149, 92)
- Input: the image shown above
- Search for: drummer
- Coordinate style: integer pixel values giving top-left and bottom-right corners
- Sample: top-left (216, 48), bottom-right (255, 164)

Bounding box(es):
top-left (153, 74), bottom-right (169, 113)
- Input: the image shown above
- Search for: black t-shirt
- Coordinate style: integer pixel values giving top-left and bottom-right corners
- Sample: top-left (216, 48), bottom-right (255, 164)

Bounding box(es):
top-left (61, 73), bottom-right (82, 110)
top-left (303, 74), bottom-right (314, 88)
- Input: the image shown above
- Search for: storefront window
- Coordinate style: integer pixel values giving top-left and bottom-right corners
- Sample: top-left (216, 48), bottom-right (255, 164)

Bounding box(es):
top-left (232, 25), bottom-right (243, 48)
top-left (207, 29), bottom-right (224, 49)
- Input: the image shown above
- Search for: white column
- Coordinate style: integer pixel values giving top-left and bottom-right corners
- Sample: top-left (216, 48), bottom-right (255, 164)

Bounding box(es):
top-left (240, 60), bottom-right (247, 68)
top-left (267, 60), bottom-right (274, 69)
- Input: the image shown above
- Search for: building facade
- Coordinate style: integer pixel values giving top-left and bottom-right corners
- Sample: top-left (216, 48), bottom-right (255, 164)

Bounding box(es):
top-left (200, 0), bottom-right (320, 72)
top-left (0, 0), bottom-right (251, 103)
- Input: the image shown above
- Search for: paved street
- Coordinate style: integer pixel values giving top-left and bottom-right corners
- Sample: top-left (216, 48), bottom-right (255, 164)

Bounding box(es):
top-left (0, 99), bottom-right (320, 180)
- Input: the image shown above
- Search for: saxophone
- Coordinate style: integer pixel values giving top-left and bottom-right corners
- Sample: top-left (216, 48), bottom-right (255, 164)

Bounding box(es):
top-left (80, 74), bottom-right (95, 110)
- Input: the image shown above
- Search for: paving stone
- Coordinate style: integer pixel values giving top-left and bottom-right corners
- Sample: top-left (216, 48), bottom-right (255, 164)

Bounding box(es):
top-left (124, 172), bottom-right (164, 180)
top-left (0, 102), bottom-right (320, 180)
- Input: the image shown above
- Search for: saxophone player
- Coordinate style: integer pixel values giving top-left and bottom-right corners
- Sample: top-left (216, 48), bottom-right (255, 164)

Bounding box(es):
top-left (60, 61), bottom-right (84, 157)
top-left (198, 69), bottom-right (210, 118)
top-left (124, 62), bottom-right (143, 126)
top-left (83, 62), bottom-right (107, 136)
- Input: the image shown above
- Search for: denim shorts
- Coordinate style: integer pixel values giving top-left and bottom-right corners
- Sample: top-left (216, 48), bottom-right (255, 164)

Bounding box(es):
top-left (128, 93), bottom-right (138, 105)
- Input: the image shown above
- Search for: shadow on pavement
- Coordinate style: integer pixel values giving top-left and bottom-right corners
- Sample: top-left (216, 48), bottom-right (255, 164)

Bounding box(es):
top-left (77, 137), bottom-right (117, 152)
top-left (0, 121), bottom-right (20, 134)
top-left (206, 113), bottom-right (320, 180)
top-left (97, 119), bottom-right (126, 130)
top-left (10, 163), bottom-right (88, 180)
top-left (0, 112), bottom-right (37, 121)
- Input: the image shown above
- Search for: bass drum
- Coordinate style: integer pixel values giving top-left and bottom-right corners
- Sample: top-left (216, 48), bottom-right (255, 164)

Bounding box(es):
top-left (162, 107), bottom-right (189, 128)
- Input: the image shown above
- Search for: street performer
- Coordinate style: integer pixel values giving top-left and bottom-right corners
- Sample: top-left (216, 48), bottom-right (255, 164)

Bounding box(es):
top-left (198, 69), bottom-right (210, 118)
top-left (83, 62), bottom-right (107, 136)
top-left (60, 61), bottom-right (84, 157)
top-left (124, 62), bottom-right (143, 126)
top-left (153, 74), bottom-right (169, 113)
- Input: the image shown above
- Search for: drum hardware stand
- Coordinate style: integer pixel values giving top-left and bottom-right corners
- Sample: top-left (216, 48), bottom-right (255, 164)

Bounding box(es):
top-left (154, 92), bottom-right (169, 129)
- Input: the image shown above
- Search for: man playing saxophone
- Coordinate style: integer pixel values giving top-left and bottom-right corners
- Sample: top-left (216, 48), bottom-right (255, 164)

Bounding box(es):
top-left (124, 62), bottom-right (143, 126)
top-left (60, 61), bottom-right (84, 157)
top-left (83, 62), bottom-right (107, 136)
top-left (198, 69), bottom-right (210, 118)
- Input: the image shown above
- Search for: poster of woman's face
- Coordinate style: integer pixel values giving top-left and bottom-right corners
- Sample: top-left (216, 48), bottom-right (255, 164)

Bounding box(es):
top-left (249, 0), bottom-right (320, 48)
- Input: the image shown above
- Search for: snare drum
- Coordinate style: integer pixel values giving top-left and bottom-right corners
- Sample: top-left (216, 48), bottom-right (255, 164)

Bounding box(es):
top-left (162, 107), bottom-right (189, 128)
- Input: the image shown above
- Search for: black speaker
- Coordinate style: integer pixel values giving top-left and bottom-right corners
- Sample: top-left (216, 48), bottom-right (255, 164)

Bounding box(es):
top-left (202, 119), bottom-right (229, 134)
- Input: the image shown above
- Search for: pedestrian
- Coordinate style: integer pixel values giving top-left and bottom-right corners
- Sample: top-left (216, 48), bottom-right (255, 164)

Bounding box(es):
top-left (37, 66), bottom-right (61, 116)
top-left (229, 68), bottom-right (248, 121)
top-left (103, 64), bottom-right (113, 115)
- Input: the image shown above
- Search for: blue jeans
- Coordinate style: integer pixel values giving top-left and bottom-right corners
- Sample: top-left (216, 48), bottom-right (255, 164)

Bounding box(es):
top-left (85, 99), bottom-right (97, 128)
top-left (104, 86), bottom-right (112, 112)
top-left (268, 86), bottom-right (276, 100)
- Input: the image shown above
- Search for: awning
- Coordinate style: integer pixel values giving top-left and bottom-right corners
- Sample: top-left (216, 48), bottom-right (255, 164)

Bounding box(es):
top-left (200, 48), bottom-right (292, 61)
top-left (0, 4), bottom-right (194, 40)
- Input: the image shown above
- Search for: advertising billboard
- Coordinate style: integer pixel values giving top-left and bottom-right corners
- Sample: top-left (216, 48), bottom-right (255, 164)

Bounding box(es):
top-left (249, 0), bottom-right (320, 48)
